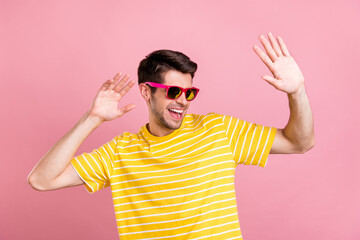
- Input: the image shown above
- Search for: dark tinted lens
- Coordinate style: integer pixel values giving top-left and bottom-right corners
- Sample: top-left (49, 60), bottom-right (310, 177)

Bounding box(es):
top-left (167, 87), bottom-right (182, 99)
top-left (186, 89), bottom-right (198, 100)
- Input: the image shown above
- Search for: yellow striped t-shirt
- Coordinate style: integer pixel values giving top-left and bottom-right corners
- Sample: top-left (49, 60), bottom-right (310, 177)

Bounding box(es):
top-left (71, 112), bottom-right (277, 240)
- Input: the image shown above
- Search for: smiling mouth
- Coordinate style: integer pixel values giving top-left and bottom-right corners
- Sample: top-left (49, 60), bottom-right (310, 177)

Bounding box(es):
top-left (168, 108), bottom-right (184, 119)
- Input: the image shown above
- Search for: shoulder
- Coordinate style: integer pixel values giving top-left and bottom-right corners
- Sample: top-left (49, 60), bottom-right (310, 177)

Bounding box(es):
top-left (184, 112), bottom-right (227, 129)
top-left (113, 132), bottom-right (144, 147)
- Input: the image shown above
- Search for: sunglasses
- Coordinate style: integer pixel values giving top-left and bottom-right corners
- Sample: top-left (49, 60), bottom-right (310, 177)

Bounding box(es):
top-left (144, 82), bottom-right (199, 101)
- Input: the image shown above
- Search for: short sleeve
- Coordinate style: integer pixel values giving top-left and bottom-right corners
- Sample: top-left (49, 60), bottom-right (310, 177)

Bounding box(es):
top-left (221, 114), bottom-right (277, 167)
top-left (70, 137), bottom-right (118, 194)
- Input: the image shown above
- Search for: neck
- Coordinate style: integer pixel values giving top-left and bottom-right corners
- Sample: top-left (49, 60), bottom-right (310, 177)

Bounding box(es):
top-left (147, 121), bottom-right (175, 137)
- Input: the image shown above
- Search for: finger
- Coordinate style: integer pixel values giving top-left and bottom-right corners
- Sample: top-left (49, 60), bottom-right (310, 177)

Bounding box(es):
top-left (107, 72), bottom-right (122, 91)
top-left (267, 32), bottom-right (283, 57)
top-left (253, 45), bottom-right (274, 72)
top-left (112, 72), bottom-right (123, 84)
top-left (119, 80), bottom-right (136, 97)
top-left (262, 75), bottom-right (281, 90)
top-left (277, 36), bottom-right (291, 56)
top-left (259, 34), bottom-right (278, 62)
top-left (114, 73), bottom-right (130, 92)
top-left (117, 104), bottom-right (136, 117)
top-left (100, 79), bottom-right (112, 91)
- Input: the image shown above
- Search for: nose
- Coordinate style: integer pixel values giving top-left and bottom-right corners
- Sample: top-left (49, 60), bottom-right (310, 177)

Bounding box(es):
top-left (175, 91), bottom-right (188, 106)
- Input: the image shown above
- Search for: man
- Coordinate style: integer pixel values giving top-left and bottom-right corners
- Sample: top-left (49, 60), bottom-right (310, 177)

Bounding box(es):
top-left (28, 32), bottom-right (315, 239)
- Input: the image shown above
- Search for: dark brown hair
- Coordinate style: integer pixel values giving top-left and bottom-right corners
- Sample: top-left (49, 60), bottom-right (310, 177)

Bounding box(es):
top-left (137, 49), bottom-right (197, 93)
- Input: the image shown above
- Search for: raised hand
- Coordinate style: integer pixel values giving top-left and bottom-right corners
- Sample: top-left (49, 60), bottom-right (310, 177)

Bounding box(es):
top-left (89, 72), bottom-right (136, 123)
top-left (253, 32), bottom-right (305, 94)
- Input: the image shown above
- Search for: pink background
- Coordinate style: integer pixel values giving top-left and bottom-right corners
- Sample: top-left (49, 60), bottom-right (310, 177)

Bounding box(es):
top-left (1, 0), bottom-right (359, 239)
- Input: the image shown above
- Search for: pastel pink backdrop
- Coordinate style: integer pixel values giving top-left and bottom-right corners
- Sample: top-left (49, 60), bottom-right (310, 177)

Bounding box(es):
top-left (1, 1), bottom-right (359, 239)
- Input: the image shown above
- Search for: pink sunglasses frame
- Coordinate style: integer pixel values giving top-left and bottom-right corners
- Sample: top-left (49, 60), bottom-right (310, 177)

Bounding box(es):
top-left (144, 82), bottom-right (200, 101)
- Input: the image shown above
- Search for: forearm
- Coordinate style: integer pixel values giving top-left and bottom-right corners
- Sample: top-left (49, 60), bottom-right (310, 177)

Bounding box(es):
top-left (283, 85), bottom-right (315, 151)
top-left (28, 111), bottom-right (103, 186)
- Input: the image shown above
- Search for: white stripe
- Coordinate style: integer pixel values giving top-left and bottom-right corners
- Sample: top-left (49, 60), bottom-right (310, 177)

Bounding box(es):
top-left (191, 227), bottom-right (241, 240)
top-left (232, 121), bottom-right (246, 162)
top-left (187, 114), bottom-right (218, 127)
top-left (120, 212), bottom-right (238, 237)
top-left (112, 153), bottom-right (232, 178)
top-left (187, 114), bottom-right (203, 125)
top-left (230, 118), bottom-right (239, 147)
top-left (114, 150), bottom-right (149, 155)
top-left (113, 148), bottom-right (229, 172)
top-left (116, 143), bottom-right (149, 149)
top-left (150, 122), bottom-right (223, 149)
top-left (118, 212), bottom-right (238, 231)
top-left (112, 167), bottom-right (233, 202)
top-left (134, 220), bottom-right (240, 240)
top-left (115, 197), bottom-right (236, 220)
top-left (113, 176), bottom-right (234, 206)
top-left (117, 204), bottom-right (237, 227)
top-left (186, 114), bottom-right (202, 127)
top-left (104, 144), bottom-right (114, 169)
top-left (226, 115), bottom-right (232, 135)
top-left (113, 174), bottom-right (234, 200)
top-left (170, 141), bottom-right (228, 159)
top-left (74, 157), bottom-right (97, 192)
top-left (87, 154), bottom-right (106, 181)
top-left (115, 189), bottom-right (235, 214)
top-left (249, 125), bottom-right (264, 165)
top-left (114, 182), bottom-right (233, 207)
top-left (82, 154), bottom-right (105, 190)
top-left (237, 123), bottom-right (253, 165)
top-left (184, 115), bottom-right (222, 131)
top-left (189, 115), bottom-right (206, 126)
top-left (227, 236), bottom-right (243, 240)
top-left (106, 142), bottom-right (115, 155)
top-left (72, 158), bottom-right (94, 193)
top-left (149, 133), bottom-right (226, 157)
top-left (152, 124), bottom-right (222, 151)
top-left (118, 138), bottom-right (147, 144)
top-left (243, 125), bottom-right (257, 164)
top-left (94, 150), bottom-right (111, 178)
top-left (114, 143), bottom-right (228, 163)
top-left (194, 115), bottom-right (221, 129)
top-left (258, 127), bottom-right (272, 167)
top-left (149, 131), bottom-right (193, 147)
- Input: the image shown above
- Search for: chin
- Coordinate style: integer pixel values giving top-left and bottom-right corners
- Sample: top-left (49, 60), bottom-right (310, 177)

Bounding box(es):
top-left (162, 113), bottom-right (185, 130)
top-left (164, 118), bottom-right (183, 130)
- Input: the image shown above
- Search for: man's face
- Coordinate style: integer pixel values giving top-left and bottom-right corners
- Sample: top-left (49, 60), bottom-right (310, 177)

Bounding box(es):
top-left (149, 70), bottom-right (193, 132)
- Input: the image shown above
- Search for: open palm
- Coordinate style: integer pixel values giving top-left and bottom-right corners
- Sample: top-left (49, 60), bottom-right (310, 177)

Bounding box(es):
top-left (90, 73), bottom-right (136, 122)
top-left (253, 32), bottom-right (305, 94)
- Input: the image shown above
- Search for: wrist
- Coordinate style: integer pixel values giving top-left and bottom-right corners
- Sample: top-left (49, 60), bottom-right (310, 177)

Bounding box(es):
top-left (83, 111), bottom-right (104, 128)
top-left (288, 84), bottom-right (306, 99)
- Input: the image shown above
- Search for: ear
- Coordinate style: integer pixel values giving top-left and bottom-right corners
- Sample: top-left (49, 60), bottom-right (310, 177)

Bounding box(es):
top-left (139, 83), bottom-right (151, 101)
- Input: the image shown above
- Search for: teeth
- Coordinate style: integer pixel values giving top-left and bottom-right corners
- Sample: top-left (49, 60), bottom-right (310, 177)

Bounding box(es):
top-left (169, 109), bottom-right (183, 114)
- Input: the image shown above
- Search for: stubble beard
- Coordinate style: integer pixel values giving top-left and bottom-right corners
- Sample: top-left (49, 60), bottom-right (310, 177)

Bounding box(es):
top-left (150, 97), bottom-right (184, 131)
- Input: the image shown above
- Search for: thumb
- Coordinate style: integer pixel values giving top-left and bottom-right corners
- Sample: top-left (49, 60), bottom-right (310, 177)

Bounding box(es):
top-left (262, 75), bottom-right (280, 89)
top-left (117, 104), bottom-right (136, 117)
